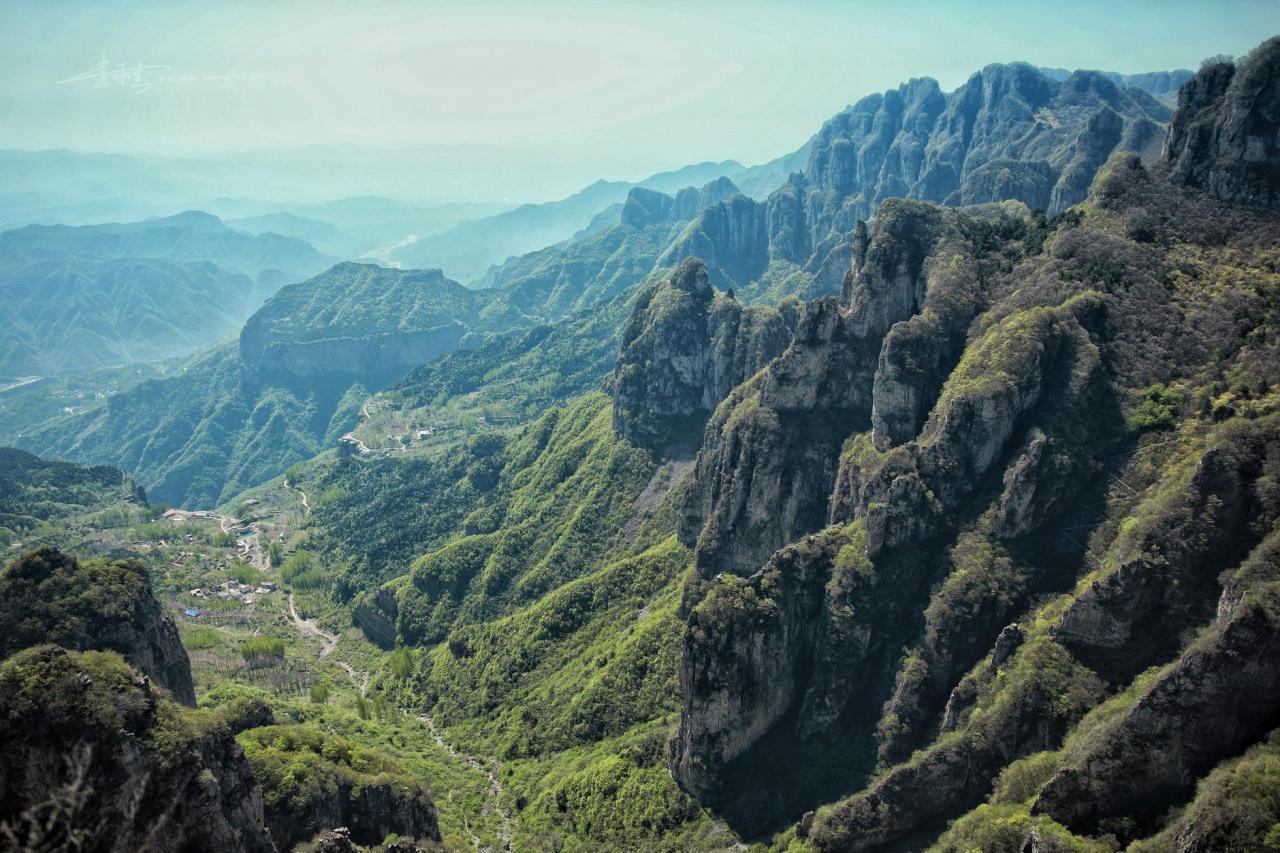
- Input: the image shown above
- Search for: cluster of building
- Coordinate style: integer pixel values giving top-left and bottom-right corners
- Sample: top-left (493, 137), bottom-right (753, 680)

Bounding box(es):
top-left (187, 578), bottom-right (277, 606)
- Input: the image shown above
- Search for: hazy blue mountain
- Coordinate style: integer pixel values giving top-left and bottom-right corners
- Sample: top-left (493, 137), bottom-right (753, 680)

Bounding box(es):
top-left (480, 177), bottom-right (745, 319)
top-left (0, 144), bottom-right (647, 224)
top-left (0, 211), bottom-right (337, 377)
top-left (221, 196), bottom-right (511, 260)
top-left (1038, 65), bottom-right (1194, 103)
top-left (0, 256), bottom-right (256, 377)
top-left (224, 212), bottom-right (347, 256)
top-left (0, 210), bottom-right (332, 286)
top-left (463, 63), bottom-right (1182, 317)
top-left (733, 138), bottom-right (815, 198)
top-left (13, 175), bottom-right (732, 504)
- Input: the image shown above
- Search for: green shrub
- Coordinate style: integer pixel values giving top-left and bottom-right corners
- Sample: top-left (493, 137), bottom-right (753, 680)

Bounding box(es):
top-left (1128, 384), bottom-right (1181, 432)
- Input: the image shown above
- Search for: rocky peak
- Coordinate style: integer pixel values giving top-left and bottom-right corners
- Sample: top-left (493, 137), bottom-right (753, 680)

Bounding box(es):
top-left (619, 186), bottom-right (675, 228)
top-left (672, 175), bottom-right (742, 220)
top-left (620, 177), bottom-right (745, 229)
top-left (679, 201), bottom-right (957, 577)
top-left (1164, 37), bottom-right (1280, 208)
top-left (612, 258), bottom-right (794, 451)
top-left (670, 255), bottom-right (713, 295)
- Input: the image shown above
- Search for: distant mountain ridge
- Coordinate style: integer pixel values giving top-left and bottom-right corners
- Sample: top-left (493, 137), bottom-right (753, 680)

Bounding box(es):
top-left (0, 210), bottom-right (334, 377)
top-left (1037, 65), bottom-right (1194, 103)
top-left (390, 158), bottom-right (800, 281)
top-left (0, 209), bottom-right (333, 285)
top-left (466, 62), bottom-right (1186, 314)
top-left (0, 255), bottom-right (257, 377)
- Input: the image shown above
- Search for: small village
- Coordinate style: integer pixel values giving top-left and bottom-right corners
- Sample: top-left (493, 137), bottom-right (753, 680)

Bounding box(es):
top-left (184, 577), bottom-right (278, 611)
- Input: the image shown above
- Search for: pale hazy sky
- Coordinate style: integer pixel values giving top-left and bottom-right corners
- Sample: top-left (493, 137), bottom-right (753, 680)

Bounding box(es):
top-left (2, 0), bottom-right (1278, 196)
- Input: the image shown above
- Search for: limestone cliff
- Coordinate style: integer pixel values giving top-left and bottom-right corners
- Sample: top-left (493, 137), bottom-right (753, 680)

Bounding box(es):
top-left (239, 263), bottom-right (487, 390)
top-left (658, 194), bottom-right (771, 289)
top-left (667, 44), bottom-right (1280, 843)
top-left (1033, 562), bottom-right (1280, 842)
top-left (678, 199), bottom-right (1032, 579)
top-left (1165, 37), bottom-right (1280, 209)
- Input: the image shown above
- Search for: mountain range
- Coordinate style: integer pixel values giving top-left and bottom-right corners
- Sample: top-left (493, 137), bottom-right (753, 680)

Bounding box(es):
top-left (5, 60), bottom-right (1206, 505)
top-left (2, 35), bottom-right (1280, 853)
top-left (387, 156), bottom-right (802, 282)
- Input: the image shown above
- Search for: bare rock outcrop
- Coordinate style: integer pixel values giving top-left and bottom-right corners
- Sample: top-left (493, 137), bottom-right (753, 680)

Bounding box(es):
top-left (680, 201), bottom-right (952, 577)
top-left (1034, 552), bottom-right (1280, 841)
top-left (1054, 414), bottom-right (1280, 681)
top-left (1165, 37), bottom-right (1280, 209)
top-left (612, 258), bottom-right (794, 451)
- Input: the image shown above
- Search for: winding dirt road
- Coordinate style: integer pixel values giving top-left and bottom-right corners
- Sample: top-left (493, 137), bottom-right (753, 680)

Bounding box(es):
top-left (283, 478), bottom-right (311, 515)
top-left (283, 597), bottom-right (511, 849)
top-left (287, 591), bottom-right (365, 693)
top-left (252, 474), bottom-right (511, 849)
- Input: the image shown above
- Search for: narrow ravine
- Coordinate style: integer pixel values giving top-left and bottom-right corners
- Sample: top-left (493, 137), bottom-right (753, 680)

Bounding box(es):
top-left (266, 497), bottom-right (512, 849)
top-left (420, 714), bottom-right (513, 852)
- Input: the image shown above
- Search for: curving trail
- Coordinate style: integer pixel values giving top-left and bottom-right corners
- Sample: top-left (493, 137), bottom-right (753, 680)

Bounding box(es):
top-left (265, 483), bottom-right (510, 848)
top-left (283, 478), bottom-right (311, 516)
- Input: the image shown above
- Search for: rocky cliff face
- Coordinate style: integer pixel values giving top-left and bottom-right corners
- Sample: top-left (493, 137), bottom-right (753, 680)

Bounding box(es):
top-left (666, 43), bottom-right (1280, 844)
top-left (476, 63), bottom-right (1176, 322)
top-left (677, 199), bottom-right (1032, 579)
top-left (767, 64), bottom-right (1172, 286)
top-left (1053, 418), bottom-right (1280, 681)
top-left (244, 323), bottom-right (469, 386)
top-left (1166, 37), bottom-right (1280, 209)
top-left (0, 646), bottom-right (274, 852)
top-left (658, 194), bottom-right (771, 289)
top-left (612, 258), bottom-right (795, 450)
top-left (1033, 565), bottom-right (1280, 842)
top-left (0, 548), bottom-right (196, 705)
top-left (620, 176), bottom-right (742, 228)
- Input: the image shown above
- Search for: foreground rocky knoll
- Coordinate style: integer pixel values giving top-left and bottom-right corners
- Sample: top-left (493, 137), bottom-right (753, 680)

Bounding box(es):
top-left (609, 37), bottom-right (1280, 848)
top-left (0, 547), bottom-right (196, 704)
top-left (0, 546), bottom-right (442, 852)
top-left (0, 547), bottom-right (273, 851)
top-left (0, 645), bottom-right (275, 852)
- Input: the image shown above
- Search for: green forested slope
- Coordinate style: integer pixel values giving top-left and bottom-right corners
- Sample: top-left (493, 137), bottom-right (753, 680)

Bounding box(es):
top-left (287, 392), bottom-right (736, 849)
